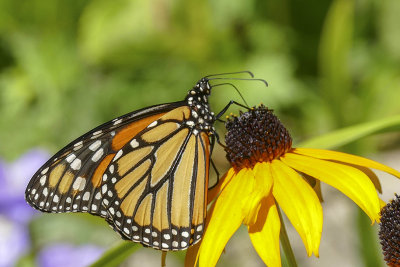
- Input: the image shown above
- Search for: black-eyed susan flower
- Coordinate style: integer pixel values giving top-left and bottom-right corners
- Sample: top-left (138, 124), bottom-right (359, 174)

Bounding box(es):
top-left (379, 194), bottom-right (400, 266)
top-left (186, 104), bottom-right (400, 267)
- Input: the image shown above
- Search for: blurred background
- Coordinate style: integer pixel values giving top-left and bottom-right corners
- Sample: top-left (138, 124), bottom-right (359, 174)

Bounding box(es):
top-left (1, 0), bottom-right (400, 266)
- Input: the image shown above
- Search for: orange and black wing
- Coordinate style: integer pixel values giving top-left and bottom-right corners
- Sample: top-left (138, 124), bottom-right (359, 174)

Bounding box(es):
top-left (25, 102), bottom-right (183, 218)
top-left (100, 106), bottom-right (210, 250)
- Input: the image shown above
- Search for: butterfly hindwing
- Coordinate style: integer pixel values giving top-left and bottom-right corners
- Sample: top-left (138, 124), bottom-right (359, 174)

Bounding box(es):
top-left (25, 77), bottom-right (217, 251)
top-left (25, 102), bottom-right (184, 217)
top-left (100, 106), bottom-right (210, 250)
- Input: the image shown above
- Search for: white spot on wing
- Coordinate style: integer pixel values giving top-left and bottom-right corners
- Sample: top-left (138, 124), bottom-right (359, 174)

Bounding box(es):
top-left (72, 176), bottom-right (86, 191)
top-left (186, 121), bottom-right (195, 127)
top-left (43, 188), bottom-right (48, 196)
top-left (74, 141), bottom-right (83, 147)
top-left (130, 139), bottom-right (139, 148)
top-left (41, 167), bottom-right (49, 175)
top-left (113, 150), bottom-right (123, 162)
top-left (83, 192), bottom-right (90, 201)
top-left (66, 154), bottom-right (76, 163)
top-left (40, 175), bottom-right (46, 186)
top-left (70, 158), bottom-right (81, 170)
top-left (147, 121), bottom-right (158, 128)
top-left (102, 184), bottom-right (107, 194)
top-left (113, 119), bottom-right (122, 125)
top-left (181, 231), bottom-right (189, 238)
top-left (89, 140), bottom-right (102, 151)
top-left (91, 148), bottom-right (104, 162)
top-left (92, 130), bottom-right (102, 136)
top-left (109, 207), bottom-right (114, 215)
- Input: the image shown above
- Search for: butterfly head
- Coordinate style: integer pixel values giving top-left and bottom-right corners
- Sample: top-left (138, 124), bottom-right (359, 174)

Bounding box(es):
top-left (185, 78), bottom-right (215, 133)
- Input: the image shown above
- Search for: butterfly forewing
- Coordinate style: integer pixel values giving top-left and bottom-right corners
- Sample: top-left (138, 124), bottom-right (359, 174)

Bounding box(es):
top-left (25, 77), bottom-right (217, 251)
top-left (25, 102), bottom-right (183, 217)
top-left (100, 106), bottom-right (210, 250)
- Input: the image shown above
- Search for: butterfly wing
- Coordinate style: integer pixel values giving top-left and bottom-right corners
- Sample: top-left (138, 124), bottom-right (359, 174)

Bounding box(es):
top-left (25, 102), bottom-right (184, 217)
top-left (100, 106), bottom-right (210, 250)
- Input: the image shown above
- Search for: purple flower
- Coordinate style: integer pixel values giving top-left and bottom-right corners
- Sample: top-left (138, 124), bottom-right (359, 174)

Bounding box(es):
top-left (0, 149), bottom-right (49, 224)
top-left (0, 217), bottom-right (30, 267)
top-left (37, 244), bottom-right (105, 267)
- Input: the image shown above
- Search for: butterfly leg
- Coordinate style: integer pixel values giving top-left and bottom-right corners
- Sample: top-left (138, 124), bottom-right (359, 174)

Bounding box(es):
top-left (215, 100), bottom-right (251, 120)
top-left (208, 133), bottom-right (221, 189)
top-left (208, 159), bottom-right (220, 189)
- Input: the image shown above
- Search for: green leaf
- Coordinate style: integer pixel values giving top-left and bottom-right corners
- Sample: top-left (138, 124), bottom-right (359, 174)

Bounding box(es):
top-left (90, 242), bottom-right (140, 267)
top-left (298, 114), bottom-right (400, 149)
top-left (318, 0), bottom-right (354, 127)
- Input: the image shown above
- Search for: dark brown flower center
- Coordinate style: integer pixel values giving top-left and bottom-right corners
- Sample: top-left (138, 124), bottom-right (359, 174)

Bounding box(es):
top-left (379, 194), bottom-right (400, 267)
top-left (224, 105), bottom-right (292, 171)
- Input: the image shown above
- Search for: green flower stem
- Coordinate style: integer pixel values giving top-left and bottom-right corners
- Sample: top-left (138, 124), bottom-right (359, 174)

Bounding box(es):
top-left (90, 241), bottom-right (139, 267)
top-left (277, 206), bottom-right (298, 267)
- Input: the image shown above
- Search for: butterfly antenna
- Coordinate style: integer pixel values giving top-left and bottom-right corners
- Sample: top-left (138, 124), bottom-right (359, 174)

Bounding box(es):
top-left (208, 77), bottom-right (268, 87)
top-left (212, 83), bottom-right (249, 107)
top-left (204, 70), bottom-right (254, 78)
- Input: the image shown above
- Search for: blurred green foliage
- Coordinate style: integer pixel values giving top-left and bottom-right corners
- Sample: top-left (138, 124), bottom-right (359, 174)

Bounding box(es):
top-left (1, 0), bottom-right (400, 266)
top-left (1, 0), bottom-right (400, 160)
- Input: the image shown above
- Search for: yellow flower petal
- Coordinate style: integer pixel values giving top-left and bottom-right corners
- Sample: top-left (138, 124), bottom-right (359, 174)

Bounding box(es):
top-left (243, 163), bottom-right (274, 225)
top-left (313, 179), bottom-right (324, 202)
top-left (293, 148), bottom-right (400, 178)
top-left (282, 152), bottom-right (381, 223)
top-left (270, 160), bottom-right (323, 257)
top-left (302, 173), bottom-right (324, 202)
top-left (253, 162), bottom-right (274, 193)
top-left (346, 164), bottom-right (382, 194)
top-left (379, 198), bottom-right (386, 209)
top-left (207, 168), bottom-right (236, 204)
top-left (249, 195), bottom-right (281, 267)
top-left (199, 168), bottom-right (254, 267)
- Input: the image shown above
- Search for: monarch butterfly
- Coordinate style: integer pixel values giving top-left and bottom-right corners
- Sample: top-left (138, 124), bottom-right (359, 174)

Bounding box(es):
top-left (25, 71), bottom-right (267, 251)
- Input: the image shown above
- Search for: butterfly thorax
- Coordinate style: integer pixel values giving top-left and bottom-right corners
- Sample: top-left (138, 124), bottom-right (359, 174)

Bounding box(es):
top-left (185, 78), bottom-right (216, 134)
